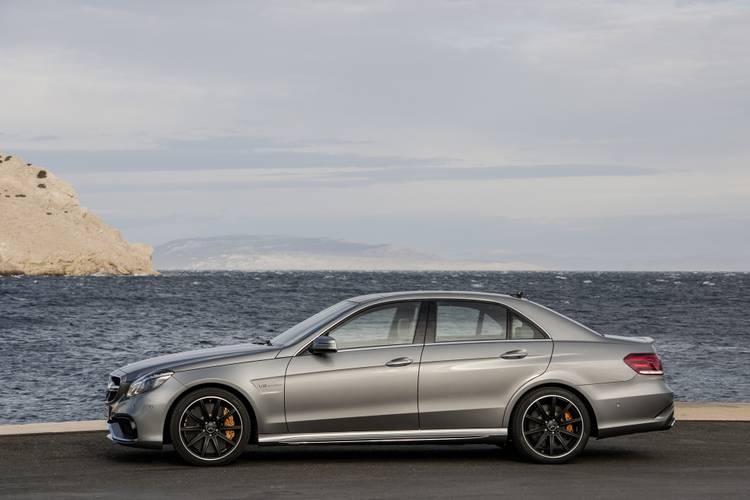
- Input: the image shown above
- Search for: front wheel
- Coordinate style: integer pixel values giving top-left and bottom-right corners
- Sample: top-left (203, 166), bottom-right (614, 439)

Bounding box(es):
top-left (511, 388), bottom-right (590, 464)
top-left (170, 388), bottom-right (250, 466)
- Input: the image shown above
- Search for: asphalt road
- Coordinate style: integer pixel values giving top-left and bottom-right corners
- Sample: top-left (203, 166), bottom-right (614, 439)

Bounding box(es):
top-left (1, 422), bottom-right (748, 499)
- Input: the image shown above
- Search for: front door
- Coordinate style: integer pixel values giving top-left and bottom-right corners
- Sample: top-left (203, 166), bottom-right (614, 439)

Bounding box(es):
top-left (418, 300), bottom-right (553, 429)
top-left (284, 301), bottom-right (426, 433)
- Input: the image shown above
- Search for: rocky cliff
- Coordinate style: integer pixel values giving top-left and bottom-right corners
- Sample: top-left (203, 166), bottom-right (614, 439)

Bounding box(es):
top-left (0, 152), bottom-right (155, 275)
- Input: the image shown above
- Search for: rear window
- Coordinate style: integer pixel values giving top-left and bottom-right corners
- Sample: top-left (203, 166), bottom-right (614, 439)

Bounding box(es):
top-left (435, 301), bottom-right (507, 342)
top-left (510, 314), bottom-right (546, 340)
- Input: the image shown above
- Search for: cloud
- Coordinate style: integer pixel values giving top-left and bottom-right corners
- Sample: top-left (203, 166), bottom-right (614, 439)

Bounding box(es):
top-left (372, 164), bottom-right (655, 183)
top-left (14, 135), bottom-right (448, 172)
top-left (2, 1), bottom-right (749, 269)
top-left (15, 131), bottom-right (654, 185)
top-left (50, 162), bottom-right (656, 193)
top-left (27, 134), bottom-right (62, 142)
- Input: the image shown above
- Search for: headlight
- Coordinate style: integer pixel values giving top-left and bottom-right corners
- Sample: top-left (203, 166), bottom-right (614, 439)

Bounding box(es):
top-left (126, 370), bottom-right (174, 398)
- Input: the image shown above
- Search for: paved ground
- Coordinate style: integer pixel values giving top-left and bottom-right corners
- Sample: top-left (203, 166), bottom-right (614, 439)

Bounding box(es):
top-left (1, 422), bottom-right (748, 499)
top-left (4, 402), bottom-right (749, 436)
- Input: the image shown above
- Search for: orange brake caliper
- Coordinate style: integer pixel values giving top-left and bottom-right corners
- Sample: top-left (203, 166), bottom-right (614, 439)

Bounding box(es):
top-left (564, 411), bottom-right (574, 432)
top-left (223, 408), bottom-right (235, 440)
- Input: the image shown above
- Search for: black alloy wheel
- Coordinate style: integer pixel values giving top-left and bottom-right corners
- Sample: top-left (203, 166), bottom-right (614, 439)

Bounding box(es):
top-left (170, 388), bottom-right (250, 466)
top-left (511, 387), bottom-right (590, 464)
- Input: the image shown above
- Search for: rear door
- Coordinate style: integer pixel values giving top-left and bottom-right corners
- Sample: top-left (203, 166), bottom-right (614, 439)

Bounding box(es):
top-left (285, 301), bottom-right (427, 433)
top-left (418, 300), bottom-right (553, 429)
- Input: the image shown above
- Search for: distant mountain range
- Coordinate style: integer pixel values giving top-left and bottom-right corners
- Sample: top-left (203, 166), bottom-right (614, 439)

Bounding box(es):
top-left (153, 235), bottom-right (542, 271)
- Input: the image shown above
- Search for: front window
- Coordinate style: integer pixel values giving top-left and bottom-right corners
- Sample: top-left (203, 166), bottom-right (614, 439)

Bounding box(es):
top-left (326, 302), bottom-right (421, 350)
top-left (270, 300), bottom-right (357, 346)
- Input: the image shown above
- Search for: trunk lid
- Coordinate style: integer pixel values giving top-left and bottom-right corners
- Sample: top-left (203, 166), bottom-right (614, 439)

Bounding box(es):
top-left (603, 333), bottom-right (655, 345)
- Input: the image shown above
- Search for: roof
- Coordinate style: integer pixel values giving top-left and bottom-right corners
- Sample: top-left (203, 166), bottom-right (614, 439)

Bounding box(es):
top-left (348, 290), bottom-right (514, 304)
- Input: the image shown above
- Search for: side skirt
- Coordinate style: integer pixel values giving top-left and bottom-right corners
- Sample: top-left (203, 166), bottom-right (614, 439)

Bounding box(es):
top-left (258, 428), bottom-right (508, 445)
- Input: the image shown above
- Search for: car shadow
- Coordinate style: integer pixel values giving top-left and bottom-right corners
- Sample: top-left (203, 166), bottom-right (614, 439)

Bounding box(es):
top-left (245, 443), bottom-right (510, 463)
top-left (106, 442), bottom-right (651, 467)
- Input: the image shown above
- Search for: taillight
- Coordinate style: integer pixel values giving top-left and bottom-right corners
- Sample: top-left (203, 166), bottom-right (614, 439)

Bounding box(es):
top-left (624, 353), bottom-right (663, 375)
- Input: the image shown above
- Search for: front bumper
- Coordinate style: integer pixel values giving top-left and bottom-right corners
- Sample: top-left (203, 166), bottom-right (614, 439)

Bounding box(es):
top-left (107, 415), bottom-right (139, 446)
top-left (105, 376), bottom-right (185, 449)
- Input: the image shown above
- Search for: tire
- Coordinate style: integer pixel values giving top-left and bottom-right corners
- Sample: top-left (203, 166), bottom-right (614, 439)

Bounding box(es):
top-left (511, 387), bottom-right (590, 464)
top-left (170, 388), bottom-right (250, 466)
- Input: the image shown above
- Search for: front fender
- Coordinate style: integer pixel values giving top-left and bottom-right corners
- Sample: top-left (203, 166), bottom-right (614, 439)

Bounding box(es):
top-left (172, 357), bottom-right (291, 434)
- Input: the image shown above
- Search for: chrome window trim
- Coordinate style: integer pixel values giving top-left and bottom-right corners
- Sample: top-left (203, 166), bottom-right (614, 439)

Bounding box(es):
top-left (424, 338), bottom-right (552, 347)
top-left (297, 342), bottom-right (424, 357)
top-left (333, 343), bottom-right (424, 353)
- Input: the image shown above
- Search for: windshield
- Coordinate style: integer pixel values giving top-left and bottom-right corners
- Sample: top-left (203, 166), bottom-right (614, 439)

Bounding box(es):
top-left (270, 300), bottom-right (357, 346)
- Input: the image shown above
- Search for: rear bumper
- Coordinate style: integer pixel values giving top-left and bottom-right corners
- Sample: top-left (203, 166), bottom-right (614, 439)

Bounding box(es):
top-left (597, 403), bottom-right (676, 439)
top-left (580, 375), bottom-right (675, 439)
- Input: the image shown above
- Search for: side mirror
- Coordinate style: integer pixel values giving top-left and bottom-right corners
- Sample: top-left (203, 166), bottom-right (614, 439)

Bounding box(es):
top-left (310, 335), bottom-right (337, 354)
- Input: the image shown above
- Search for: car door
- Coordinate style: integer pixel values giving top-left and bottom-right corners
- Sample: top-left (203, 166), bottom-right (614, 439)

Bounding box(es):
top-left (284, 301), bottom-right (427, 433)
top-left (418, 300), bottom-right (553, 429)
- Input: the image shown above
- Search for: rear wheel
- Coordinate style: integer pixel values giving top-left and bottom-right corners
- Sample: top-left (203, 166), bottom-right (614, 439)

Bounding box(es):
top-left (170, 388), bottom-right (250, 466)
top-left (511, 387), bottom-right (590, 464)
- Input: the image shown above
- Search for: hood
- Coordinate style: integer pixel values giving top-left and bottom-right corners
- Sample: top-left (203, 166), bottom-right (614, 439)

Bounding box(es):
top-left (113, 343), bottom-right (279, 381)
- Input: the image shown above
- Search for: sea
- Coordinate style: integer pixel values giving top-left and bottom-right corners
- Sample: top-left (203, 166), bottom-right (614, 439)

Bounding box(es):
top-left (1, 271), bottom-right (748, 424)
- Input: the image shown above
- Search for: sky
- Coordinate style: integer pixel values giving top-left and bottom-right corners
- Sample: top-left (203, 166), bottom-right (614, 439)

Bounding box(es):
top-left (1, 0), bottom-right (749, 270)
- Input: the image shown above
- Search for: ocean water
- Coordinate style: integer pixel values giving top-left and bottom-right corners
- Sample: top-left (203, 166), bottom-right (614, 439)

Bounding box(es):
top-left (1, 271), bottom-right (748, 424)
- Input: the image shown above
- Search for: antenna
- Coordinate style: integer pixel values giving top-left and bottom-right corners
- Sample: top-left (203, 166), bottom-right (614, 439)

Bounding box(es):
top-left (510, 291), bottom-right (524, 299)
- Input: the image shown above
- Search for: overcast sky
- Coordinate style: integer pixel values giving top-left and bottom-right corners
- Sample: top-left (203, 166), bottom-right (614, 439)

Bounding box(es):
top-left (2, 0), bottom-right (749, 269)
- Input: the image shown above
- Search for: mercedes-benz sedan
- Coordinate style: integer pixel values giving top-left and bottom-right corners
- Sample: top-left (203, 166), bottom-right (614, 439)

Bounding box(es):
top-left (105, 291), bottom-right (675, 465)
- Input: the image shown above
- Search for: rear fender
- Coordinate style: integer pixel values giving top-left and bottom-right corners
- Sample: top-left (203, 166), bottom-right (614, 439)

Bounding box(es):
top-left (501, 376), bottom-right (599, 430)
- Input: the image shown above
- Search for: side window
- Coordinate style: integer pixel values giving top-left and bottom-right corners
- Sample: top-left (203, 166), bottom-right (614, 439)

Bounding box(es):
top-left (435, 301), bottom-right (507, 342)
top-left (327, 302), bottom-right (421, 350)
top-left (510, 315), bottom-right (545, 340)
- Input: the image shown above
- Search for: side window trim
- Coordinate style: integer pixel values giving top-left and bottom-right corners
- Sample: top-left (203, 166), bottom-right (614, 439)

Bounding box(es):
top-left (425, 300), bottom-right (437, 344)
top-left (414, 300), bottom-right (429, 345)
top-left (476, 310), bottom-right (485, 336)
top-left (425, 299), bottom-right (550, 344)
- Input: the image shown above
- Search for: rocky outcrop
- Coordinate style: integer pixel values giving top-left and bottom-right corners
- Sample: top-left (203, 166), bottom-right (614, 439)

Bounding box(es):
top-left (0, 152), bottom-right (155, 275)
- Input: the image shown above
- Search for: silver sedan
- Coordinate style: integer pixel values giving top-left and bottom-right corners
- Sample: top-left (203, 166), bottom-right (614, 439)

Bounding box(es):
top-left (105, 291), bottom-right (675, 465)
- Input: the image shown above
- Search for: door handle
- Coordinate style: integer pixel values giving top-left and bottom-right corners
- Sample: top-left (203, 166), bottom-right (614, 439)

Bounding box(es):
top-left (500, 349), bottom-right (528, 360)
top-left (385, 357), bottom-right (413, 367)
